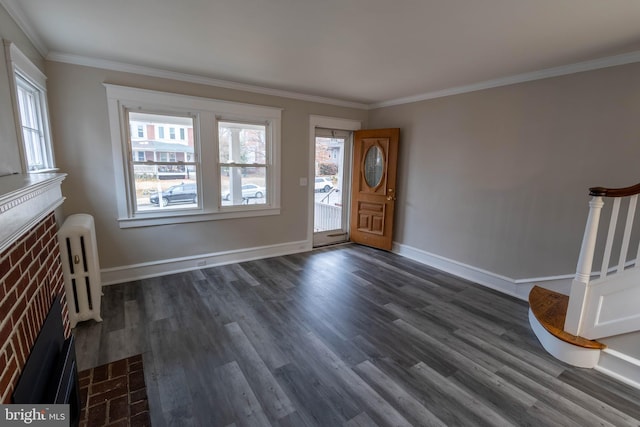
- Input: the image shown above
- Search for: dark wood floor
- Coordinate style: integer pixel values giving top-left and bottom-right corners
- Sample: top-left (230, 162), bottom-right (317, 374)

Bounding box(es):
top-left (74, 244), bottom-right (640, 426)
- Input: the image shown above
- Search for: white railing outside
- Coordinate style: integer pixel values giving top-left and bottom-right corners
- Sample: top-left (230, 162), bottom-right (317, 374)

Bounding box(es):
top-left (314, 202), bottom-right (342, 232)
top-left (565, 191), bottom-right (640, 338)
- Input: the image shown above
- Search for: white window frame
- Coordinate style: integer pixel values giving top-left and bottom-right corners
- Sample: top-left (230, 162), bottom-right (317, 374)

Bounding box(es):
top-left (105, 84), bottom-right (281, 228)
top-left (4, 41), bottom-right (56, 173)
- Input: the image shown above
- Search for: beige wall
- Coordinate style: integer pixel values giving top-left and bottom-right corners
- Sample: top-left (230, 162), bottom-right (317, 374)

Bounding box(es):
top-left (45, 60), bottom-right (367, 269)
top-left (0, 5), bottom-right (44, 174)
top-left (368, 63), bottom-right (640, 279)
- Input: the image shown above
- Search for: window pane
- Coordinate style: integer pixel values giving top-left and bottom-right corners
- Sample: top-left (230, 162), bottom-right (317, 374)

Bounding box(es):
top-left (128, 112), bottom-right (197, 212)
top-left (16, 75), bottom-right (50, 171)
top-left (218, 122), bottom-right (266, 164)
top-left (133, 164), bottom-right (198, 211)
top-left (22, 128), bottom-right (44, 170)
top-left (221, 167), bottom-right (266, 206)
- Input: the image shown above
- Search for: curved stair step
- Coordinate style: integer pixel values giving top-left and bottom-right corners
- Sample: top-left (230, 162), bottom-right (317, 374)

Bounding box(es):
top-left (528, 285), bottom-right (605, 350)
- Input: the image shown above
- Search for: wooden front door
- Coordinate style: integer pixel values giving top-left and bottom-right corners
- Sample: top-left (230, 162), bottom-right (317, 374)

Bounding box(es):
top-left (350, 128), bottom-right (399, 250)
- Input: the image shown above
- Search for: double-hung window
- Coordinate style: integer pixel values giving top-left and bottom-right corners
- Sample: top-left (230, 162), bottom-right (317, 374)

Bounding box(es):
top-left (219, 121), bottom-right (269, 206)
top-left (128, 112), bottom-right (198, 212)
top-left (5, 42), bottom-right (55, 172)
top-left (106, 84), bottom-right (281, 228)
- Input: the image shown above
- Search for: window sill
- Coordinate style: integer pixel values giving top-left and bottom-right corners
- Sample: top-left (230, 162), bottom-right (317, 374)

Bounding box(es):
top-left (28, 168), bottom-right (60, 174)
top-left (117, 206), bottom-right (281, 228)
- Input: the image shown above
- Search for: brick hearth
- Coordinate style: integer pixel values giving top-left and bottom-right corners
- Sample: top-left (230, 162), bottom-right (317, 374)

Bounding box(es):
top-left (78, 355), bottom-right (150, 426)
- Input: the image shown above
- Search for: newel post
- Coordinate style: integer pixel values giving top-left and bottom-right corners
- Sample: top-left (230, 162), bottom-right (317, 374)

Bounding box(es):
top-left (565, 196), bottom-right (604, 335)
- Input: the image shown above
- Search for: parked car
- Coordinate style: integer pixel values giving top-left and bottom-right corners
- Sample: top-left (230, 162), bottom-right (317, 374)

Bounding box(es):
top-left (150, 183), bottom-right (197, 207)
top-left (315, 177), bottom-right (334, 192)
top-left (223, 183), bottom-right (265, 201)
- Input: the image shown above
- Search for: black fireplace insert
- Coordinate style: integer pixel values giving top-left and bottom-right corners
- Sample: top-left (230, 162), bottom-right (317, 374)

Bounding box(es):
top-left (12, 294), bottom-right (80, 427)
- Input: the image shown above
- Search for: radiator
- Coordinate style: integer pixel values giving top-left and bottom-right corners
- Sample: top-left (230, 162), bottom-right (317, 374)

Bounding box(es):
top-left (58, 214), bottom-right (102, 328)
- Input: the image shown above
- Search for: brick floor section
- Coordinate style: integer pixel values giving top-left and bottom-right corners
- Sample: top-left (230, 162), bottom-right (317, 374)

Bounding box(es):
top-left (78, 355), bottom-right (151, 427)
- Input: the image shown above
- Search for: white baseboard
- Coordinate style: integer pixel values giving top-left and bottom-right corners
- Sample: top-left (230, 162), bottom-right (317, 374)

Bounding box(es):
top-left (392, 242), bottom-right (573, 301)
top-left (100, 239), bottom-right (312, 285)
top-left (596, 349), bottom-right (640, 390)
top-left (392, 242), bottom-right (640, 389)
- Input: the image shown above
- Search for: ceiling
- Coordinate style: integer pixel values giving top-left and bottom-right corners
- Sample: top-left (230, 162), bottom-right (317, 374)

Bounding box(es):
top-left (3, 0), bottom-right (640, 106)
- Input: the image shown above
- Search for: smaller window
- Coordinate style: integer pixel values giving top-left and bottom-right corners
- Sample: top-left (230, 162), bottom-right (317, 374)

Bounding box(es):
top-left (158, 127), bottom-right (165, 139)
top-left (135, 151), bottom-right (145, 162)
top-left (137, 125), bottom-right (144, 137)
top-left (169, 127), bottom-right (176, 139)
top-left (5, 42), bottom-right (55, 172)
top-left (180, 128), bottom-right (185, 140)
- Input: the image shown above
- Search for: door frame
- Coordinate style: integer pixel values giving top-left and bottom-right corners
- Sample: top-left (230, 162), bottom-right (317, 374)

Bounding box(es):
top-left (308, 115), bottom-right (362, 247)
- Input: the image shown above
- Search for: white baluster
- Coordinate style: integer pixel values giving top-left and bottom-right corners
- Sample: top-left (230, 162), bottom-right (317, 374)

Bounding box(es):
top-left (565, 196), bottom-right (604, 335)
top-left (601, 198), bottom-right (620, 279)
top-left (617, 195), bottom-right (637, 273)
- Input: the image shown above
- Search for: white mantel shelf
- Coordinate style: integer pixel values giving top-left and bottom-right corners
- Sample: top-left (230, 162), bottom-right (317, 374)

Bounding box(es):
top-left (0, 173), bottom-right (66, 254)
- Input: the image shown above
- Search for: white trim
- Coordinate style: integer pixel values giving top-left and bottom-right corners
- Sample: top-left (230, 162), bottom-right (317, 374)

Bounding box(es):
top-left (308, 116), bottom-right (362, 246)
top-left (105, 84), bottom-right (282, 226)
top-left (4, 41), bottom-right (55, 173)
top-left (117, 207), bottom-right (281, 228)
top-left (596, 348), bottom-right (640, 390)
top-left (0, 173), bottom-right (66, 253)
top-left (392, 242), bottom-right (576, 300)
top-left (371, 50), bottom-right (640, 108)
top-left (100, 239), bottom-right (312, 285)
top-left (49, 49), bottom-right (640, 110)
top-left (49, 52), bottom-right (369, 110)
top-left (0, 0), bottom-right (49, 57)
top-left (528, 309), bottom-right (601, 368)
top-left (5, 41), bottom-right (46, 87)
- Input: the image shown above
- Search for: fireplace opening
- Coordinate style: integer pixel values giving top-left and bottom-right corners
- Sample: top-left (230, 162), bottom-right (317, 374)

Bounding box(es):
top-left (12, 294), bottom-right (80, 427)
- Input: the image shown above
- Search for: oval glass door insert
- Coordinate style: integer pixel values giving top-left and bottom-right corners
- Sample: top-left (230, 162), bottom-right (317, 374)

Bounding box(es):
top-left (364, 145), bottom-right (384, 188)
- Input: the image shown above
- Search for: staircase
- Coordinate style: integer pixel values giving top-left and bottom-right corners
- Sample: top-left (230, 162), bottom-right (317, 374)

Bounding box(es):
top-left (529, 182), bottom-right (640, 370)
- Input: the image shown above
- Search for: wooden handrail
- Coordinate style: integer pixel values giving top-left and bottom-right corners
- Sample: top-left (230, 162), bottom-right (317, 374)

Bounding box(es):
top-left (589, 183), bottom-right (640, 198)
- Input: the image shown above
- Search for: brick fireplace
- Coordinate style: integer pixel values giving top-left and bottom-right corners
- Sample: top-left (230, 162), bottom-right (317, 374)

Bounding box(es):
top-left (0, 173), bottom-right (68, 403)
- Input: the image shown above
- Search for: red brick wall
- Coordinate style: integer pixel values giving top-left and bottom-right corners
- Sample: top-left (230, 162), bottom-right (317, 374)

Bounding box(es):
top-left (0, 212), bottom-right (70, 403)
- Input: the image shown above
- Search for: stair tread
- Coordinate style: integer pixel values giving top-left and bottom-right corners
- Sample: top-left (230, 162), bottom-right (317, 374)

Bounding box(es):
top-left (529, 286), bottom-right (606, 350)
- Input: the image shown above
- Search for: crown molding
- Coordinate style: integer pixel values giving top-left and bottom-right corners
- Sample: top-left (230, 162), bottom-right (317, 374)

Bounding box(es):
top-left (0, 0), bottom-right (49, 57)
top-left (47, 52), bottom-right (370, 110)
top-left (371, 49), bottom-right (640, 109)
top-left (6, 0), bottom-right (640, 112)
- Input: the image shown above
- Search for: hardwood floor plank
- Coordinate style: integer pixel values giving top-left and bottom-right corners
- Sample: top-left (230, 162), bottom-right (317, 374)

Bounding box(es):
top-left (73, 244), bottom-right (640, 426)
top-left (455, 327), bottom-right (567, 377)
top-left (557, 369), bottom-right (640, 419)
top-left (496, 365), bottom-right (626, 427)
top-left (303, 331), bottom-right (413, 427)
top-left (371, 357), bottom-right (492, 426)
top-left (273, 362), bottom-right (352, 427)
top-left (217, 361), bottom-right (273, 427)
top-left (344, 412), bottom-right (380, 427)
top-left (72, 320), bottom-right (102, 371)
top-left (410, 361), bottom-right (515, 427)
top-left (383, 302), bottom-right (505, 373)
top-left (353, 360), bottom-right (446, 427)
top-left (224, 322), bottom-right (296, 421)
